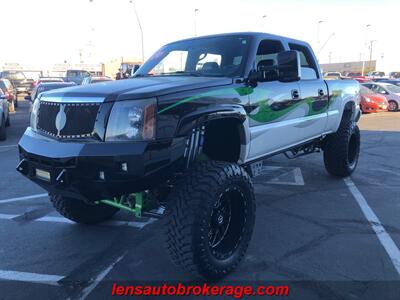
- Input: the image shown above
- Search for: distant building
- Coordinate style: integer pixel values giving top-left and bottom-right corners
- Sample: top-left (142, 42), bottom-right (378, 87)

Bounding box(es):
top-left (320, 60), bottom-right (376, 74)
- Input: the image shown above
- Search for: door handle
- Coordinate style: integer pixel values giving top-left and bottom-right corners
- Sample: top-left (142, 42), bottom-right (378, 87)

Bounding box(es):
top-left (318, 89), bottom-right (325, 96)
top-left (291, 89), bottom-right (300, 99)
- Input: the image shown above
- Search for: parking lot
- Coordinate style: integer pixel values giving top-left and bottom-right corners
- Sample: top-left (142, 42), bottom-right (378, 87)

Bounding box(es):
top-left (0, 98), bottom-right (399, 299)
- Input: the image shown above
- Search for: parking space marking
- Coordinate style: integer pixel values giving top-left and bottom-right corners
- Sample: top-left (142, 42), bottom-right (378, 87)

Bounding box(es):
top-left (344, 178), bottom-right (400, 276)
top-left (78, 253), bottom-right (126, 300)
top-left (0, 213), bottom-right (157, 229)
top-left (0, 270), bottom-right (64, 286)
top-left (0, 193), bottom-right (48, 204)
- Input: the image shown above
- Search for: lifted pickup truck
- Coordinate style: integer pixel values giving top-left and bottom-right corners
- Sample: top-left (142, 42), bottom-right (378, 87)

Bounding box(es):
top-left (17, 32), bottom-right (360, 280)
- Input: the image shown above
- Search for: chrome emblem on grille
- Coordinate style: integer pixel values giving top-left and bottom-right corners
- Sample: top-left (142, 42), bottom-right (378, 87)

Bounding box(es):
top-left (55, 104), bottom-right (67, 136)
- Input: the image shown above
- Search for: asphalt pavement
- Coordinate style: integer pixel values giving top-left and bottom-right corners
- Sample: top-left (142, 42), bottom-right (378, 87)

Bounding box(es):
top-left (0, 99), bottom-right (399, 300)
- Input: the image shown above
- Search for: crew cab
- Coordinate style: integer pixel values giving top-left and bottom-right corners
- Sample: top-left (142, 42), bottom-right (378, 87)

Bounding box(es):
top-left (17, 32), bottom-right (361, 280)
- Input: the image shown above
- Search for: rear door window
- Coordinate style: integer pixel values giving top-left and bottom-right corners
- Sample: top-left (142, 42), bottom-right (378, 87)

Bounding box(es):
top-left (288, 43), bottom-right (319, 79)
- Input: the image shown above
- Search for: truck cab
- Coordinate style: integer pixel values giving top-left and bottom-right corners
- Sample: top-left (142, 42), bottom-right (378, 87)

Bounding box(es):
top-left (64, 70), bottom-right (91, 85)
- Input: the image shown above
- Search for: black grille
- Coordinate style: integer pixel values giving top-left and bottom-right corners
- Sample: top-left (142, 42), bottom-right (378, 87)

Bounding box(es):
top-left (37, 101), bottom-right (100, 138)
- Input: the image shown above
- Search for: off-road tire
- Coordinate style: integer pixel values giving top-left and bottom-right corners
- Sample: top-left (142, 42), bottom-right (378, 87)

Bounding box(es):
top-left (323, 116), bottom-right (360, 177)
top-left (50, 194), bottom-right (119, 224)
top-left (165, 161), bottom-right (256, 280)
top-left (388, 100), bottom-right (398, 112)
top-left (0, 117), bottom-right (6, 141)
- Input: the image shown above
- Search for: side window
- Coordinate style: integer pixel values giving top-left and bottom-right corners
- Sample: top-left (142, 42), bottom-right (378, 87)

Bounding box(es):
top-left (255, 39), bottom-right (284, 70)
top-left (288, 43), bottom-right (319, 79)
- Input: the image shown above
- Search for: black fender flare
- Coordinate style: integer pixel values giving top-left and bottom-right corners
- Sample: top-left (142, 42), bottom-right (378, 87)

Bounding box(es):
top-left (175, 104), bottom-right (250, 165)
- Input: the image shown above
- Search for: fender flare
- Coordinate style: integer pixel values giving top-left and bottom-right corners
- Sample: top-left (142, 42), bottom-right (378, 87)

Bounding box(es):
top-left (176, 104), bottom-right (250, 165)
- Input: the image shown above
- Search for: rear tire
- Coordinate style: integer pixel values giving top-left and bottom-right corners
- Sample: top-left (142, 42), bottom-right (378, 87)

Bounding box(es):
top-left (388, 100), bottom-right (398, 112)
top-left (165, 161), bottom-right (256, 280)
top-left (323, 116), bottom-right (360, 177)
top-left (50, 194), bottom-right (119, 224)
top-left (0, 117), bottom-right (7, 141)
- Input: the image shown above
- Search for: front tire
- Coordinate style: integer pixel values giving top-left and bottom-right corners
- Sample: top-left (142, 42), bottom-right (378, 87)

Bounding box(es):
top-left (165, 161), bottom-right (256, 280)
top-left (388, 100), bottom-right (398, 112)
top-left (323, 117), bottom-right (360, 177)
top-left (50, 194), bottom-right (119, 224)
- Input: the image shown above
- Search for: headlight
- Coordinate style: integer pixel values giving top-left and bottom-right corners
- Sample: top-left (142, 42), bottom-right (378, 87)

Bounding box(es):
top-left (105, 99), bottom-right (156, 141)
top-left (30, 98), bottom-right (40, 131)
top-left (364, 97), bottom-right (372, 103)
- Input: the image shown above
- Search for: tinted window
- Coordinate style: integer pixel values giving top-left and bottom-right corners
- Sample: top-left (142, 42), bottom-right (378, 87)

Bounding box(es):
top-left (136, 35), bottom-right (251, 77)
top-left (256, 39), bottom-right (284, 67)
top-left (288, 43), bottom-right (319, 78)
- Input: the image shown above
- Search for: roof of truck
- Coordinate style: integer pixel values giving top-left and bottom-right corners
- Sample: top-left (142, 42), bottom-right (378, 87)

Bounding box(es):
top-left (167, 32), bottom-right (309, 46)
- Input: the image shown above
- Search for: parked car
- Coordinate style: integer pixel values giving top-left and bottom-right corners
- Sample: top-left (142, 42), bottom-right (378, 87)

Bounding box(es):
top-left (81, 76), bottom-right (113, 85)
top-left (62, 70), bottom-right (91, 85)
top-left (32, 77), bottom-right (64, 89)
top-left (0, 71), bottom-right (34, 98)
top-left (362, 82), bottom-right (400, 112)
top-left (375, 79), bottom-right (400, 87)
top-left (323, 72), bottom-right (342, 80)
top-left (0, 79), bottom-right (17, 109)
top-left (27, 82), bottom-right (77, 102)
top-left (0, 89), bottom-right (10, 140)
top-left (367, 71), bottom-right (386, 79)
top-left (359, 85), bottom-right (388, 113)
top-left (17, 32), bottom-right (361, 280)
top-left (389, 72), bottom-right (400, 79)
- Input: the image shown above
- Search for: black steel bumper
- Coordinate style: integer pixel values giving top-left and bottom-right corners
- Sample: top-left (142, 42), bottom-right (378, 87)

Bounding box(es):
top-left (17, 128), bottom-right (185, 202)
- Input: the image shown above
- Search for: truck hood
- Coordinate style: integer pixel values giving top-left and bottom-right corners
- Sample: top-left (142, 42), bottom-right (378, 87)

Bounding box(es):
top-left (40, 76), bottom-right (233, 102)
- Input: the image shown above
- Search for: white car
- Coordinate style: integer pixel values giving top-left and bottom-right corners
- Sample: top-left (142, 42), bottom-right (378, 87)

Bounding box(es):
top-left (362, 82), bottom-right (400, 112)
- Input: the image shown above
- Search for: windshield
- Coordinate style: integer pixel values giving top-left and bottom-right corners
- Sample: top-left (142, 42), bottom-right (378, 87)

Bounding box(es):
top-left (385, 84), bottom-right (400, 93)
top-left (136, 35), bottom-right (251, 77)
top-left (360, 86), bottom-right (374, 94)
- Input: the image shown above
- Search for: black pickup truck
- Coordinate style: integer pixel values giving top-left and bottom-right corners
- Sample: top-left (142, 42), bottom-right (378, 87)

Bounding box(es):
top-left (17, 32), bottom-right (360, 280)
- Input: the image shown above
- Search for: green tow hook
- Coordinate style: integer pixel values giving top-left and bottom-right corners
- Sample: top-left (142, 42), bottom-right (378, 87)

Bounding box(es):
top-left (97, 192), bottom-right (144, 217)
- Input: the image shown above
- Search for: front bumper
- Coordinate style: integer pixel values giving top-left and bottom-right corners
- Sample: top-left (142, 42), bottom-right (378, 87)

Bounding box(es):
top-left (361, 102), bottom-right (388, 113)
top-left (17, 128), bottom-right (185, 202)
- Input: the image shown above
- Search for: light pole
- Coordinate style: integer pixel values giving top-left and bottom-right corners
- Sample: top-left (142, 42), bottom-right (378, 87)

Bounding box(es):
top-left (318, 32), bottom-right (335, 56)
top-left (262, 15), bottom-right (267, 31)
top-left (317, 20), bottom-right (323, 49)
top-left (368, 40), bottom-right (376, 71)
top-left (130, 0), bottom-right (144, 63)
top-left (194, 8), bottom-right (199, 36)
top-left (361, 24), bottom-right (371, 76)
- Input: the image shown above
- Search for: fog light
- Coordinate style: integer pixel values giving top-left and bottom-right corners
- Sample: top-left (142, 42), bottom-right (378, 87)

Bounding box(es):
top-left (99, 171), bottom-right (105, 180)
top-left (121, 163), bottom-right (128, 172)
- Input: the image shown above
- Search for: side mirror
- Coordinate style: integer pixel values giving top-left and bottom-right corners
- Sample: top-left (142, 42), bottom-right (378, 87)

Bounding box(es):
top-left (277, 50), bottom-right (301, 82)
top-left (24, 95), bottom-right (32, 101)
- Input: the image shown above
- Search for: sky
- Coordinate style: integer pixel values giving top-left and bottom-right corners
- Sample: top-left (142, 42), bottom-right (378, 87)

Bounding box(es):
top-left (1, 0), bottom-right (399, 72)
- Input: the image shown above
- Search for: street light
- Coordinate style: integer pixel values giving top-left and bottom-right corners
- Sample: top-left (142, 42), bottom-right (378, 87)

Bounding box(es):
top-left (368, 40), bottom-right (377, 70)
top-left (361, 24), bottom-right (371, 76)
top-left (318, 32), bottom-right (335, 56)
top-left (130, 0), bottom-right (144, 63)
top-left (194, 8), bottom-right (199, 36)
top-left (262, 15), bottom-right (267, 31)
top-left (317, 20), bottom-right (323, 49)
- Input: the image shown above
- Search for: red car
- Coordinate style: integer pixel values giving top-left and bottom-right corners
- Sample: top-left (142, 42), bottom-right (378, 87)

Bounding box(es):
top-left (360, 85), bottom-right (389, 113)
